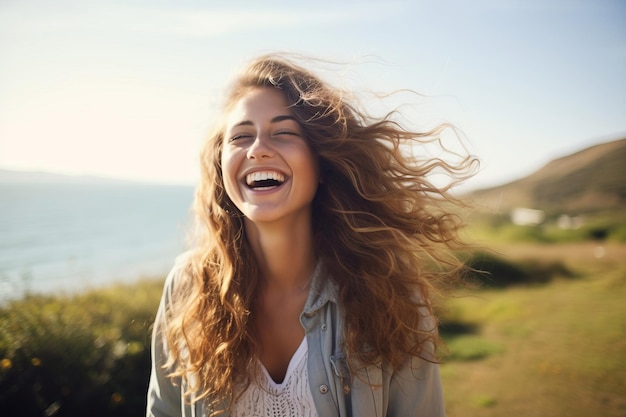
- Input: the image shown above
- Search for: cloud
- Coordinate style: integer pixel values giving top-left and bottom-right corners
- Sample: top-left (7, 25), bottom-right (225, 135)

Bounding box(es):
top-left (128, 9), bottom-right (323, 37)
top-left (0, 2), bottom-right (402, 38)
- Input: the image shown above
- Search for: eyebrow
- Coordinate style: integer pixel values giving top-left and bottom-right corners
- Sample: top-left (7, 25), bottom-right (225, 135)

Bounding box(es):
top-left (233, 115), bottom-right (298, 127)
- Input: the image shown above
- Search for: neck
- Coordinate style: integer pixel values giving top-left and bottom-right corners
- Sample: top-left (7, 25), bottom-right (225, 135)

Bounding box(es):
top-left (244, 216), bottom-right (316, 292)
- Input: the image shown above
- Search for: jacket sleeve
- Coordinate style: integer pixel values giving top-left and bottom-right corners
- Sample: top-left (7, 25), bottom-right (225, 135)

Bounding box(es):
top-left (146, 260), bottom-right (185, 417)
top-left (385, 356), bottom-right (445, 416)
top-left (385, 310), bottom-right (445, 417)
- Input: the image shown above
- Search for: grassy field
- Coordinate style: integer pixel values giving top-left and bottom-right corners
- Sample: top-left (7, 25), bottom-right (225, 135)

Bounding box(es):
top-left (440, 242), bottom-right (626, 417)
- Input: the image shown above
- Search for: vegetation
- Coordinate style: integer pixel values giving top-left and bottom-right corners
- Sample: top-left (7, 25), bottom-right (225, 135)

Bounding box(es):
top-left (2, 242), bottom-right (624, 417)
top-left (465, 211), bottom-right (626, 244)
top-left (441, 243), bottom-right (626, 417)
top-left (0, 280), bottom-right (163, 417)
top-left (460, 250), bottom-right (575, 287)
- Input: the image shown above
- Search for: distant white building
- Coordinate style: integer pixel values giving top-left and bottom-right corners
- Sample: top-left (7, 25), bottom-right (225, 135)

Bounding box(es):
top-left (511, 207), bottom-right (545, 226)
top-left (557, 214), bottom-right (584, 229)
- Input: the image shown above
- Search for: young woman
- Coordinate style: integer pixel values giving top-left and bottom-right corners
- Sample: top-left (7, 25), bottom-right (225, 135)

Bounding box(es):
top-left (147, 54), bottom-right (476, 417)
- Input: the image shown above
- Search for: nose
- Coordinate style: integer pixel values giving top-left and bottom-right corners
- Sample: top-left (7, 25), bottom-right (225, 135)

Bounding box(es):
top-left (246, 134), bottom-right (274, 159)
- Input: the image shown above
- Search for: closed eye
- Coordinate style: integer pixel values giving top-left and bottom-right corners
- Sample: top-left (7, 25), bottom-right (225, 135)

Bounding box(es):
top-left (230, 133), bottom-right (253, 141)
top-left (274, 130), bottom-right (300, 137)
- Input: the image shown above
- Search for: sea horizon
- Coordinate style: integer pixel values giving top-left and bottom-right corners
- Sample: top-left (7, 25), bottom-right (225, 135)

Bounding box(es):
top-left (0, 176), bottom-right (195, 302)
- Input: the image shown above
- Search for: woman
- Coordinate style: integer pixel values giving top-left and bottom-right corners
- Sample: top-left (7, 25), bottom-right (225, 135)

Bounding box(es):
top-left (147, 54), bottom-right (476, 417)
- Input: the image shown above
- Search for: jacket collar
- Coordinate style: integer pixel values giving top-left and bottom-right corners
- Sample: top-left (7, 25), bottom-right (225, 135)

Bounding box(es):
top-left (303, 260), bottom-right (338, 315)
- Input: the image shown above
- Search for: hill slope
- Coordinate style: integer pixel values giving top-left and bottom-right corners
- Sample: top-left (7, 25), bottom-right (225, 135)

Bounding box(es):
top-left (469, 138), bottom-right (626, 215)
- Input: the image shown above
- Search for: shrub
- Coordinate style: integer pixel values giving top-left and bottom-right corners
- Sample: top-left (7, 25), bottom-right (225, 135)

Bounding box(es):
top-left (463, 252), bottom-right (574, 288)
top-left (0, 280), bottom-right (163, 417)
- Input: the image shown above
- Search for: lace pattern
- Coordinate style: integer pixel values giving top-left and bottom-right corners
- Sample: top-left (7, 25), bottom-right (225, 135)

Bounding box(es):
top-left (231, 338), bottom-right (319, 417)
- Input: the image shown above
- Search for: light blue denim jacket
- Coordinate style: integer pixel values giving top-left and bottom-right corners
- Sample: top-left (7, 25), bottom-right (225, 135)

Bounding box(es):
top-left (147, 256), bottom-right (445, 417)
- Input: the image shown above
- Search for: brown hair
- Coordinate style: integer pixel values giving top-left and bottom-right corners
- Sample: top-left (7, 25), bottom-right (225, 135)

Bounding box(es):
top-left (164, 54), bottom-right (477, 414)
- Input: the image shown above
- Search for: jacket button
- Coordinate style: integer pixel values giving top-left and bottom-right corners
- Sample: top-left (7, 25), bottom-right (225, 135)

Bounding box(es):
top-left (321, 323), bottom-right (327, 331)
top-left (319, 384), bottom-right (329, 394)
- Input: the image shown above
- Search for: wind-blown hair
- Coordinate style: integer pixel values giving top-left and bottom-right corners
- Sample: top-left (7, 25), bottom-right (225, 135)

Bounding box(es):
top-left (163, 54), bottom-right (477, 414)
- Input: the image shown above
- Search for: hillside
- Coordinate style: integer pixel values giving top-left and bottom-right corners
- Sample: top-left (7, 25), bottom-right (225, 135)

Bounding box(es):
top-left (468, 138), bottom-right (626, 215)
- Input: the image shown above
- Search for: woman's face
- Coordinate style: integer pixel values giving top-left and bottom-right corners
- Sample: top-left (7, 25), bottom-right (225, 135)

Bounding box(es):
top-left (221, 87), bottom-right (319, 226)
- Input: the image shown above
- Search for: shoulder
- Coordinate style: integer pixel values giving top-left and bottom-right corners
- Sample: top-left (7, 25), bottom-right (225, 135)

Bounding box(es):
top-left (152, 251), bottom-right (198, 328)
top-left (163, 250), bottom-right (196, 296)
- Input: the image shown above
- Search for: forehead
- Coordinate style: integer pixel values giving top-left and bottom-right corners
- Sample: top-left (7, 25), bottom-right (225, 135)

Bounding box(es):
top-left (225, 87), bottom-right (293, 126)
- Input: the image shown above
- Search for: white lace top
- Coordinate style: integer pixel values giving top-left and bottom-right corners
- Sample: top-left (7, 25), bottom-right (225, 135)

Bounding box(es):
top-left (231, 337), bottom-right (319, 417)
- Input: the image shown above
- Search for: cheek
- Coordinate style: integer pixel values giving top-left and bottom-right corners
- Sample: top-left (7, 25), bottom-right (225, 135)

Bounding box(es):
top-left (300, 149), bottom-right (320, 182)
top-left (298, 155), bottom-right (321, 197)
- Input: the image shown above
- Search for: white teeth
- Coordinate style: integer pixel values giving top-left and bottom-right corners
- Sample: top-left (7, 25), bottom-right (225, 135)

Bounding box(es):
top-left (246, 171), bottom-right (285, 186)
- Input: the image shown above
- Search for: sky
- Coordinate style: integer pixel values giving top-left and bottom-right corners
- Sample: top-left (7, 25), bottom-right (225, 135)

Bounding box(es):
top-left (1, 0), bottom-right (624, 191)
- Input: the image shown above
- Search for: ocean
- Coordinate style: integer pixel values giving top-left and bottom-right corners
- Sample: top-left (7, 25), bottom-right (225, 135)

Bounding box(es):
top-left (0, 180), bottom-right (195, 302)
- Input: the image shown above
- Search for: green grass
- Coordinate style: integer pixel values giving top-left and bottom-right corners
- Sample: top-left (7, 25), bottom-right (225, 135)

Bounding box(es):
top-left (440, 245), bottom-right (626, 417)
top-left (443, 335), bottom-right (503, 361)
top-left (464, 211), bottom-right (626, 244)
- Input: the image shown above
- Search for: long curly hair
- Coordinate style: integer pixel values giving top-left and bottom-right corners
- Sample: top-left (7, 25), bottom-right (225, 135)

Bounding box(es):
top-left (164, 54), bottom-right (478, 414)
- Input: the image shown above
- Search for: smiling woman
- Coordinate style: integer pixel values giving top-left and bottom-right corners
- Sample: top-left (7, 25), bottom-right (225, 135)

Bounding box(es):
top-left (146, 54), bottom-right (478, 417)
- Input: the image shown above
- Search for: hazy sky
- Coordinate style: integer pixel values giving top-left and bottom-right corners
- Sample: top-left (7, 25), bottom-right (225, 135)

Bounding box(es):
top-left (1, 0), bottom-right (624, 190)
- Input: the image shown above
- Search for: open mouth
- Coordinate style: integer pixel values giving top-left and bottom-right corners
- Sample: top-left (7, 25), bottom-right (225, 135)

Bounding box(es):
top-left (245, 171), bottom-right (285, 190)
